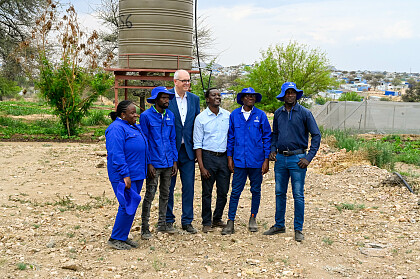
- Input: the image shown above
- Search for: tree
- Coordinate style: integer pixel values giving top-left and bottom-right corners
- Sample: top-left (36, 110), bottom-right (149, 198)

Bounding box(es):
top-left (0, 75), bottom-right (21, 101)
top-left (233, 41), bottom-right (337, 112)
top-left (370, 78), bottom-right (380, 90)
top-left (391, 77), bottom-right (402, 87)
top-left (21, 1), bottom-right (113, 136)
top-left (402, 82), bottom-right (420, 102)
top-left (0, 0), bottom-right (43, 80)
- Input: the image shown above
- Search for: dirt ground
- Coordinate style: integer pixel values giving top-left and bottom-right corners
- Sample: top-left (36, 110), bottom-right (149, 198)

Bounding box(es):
top-left (0, 141), bottom-right (419, 278)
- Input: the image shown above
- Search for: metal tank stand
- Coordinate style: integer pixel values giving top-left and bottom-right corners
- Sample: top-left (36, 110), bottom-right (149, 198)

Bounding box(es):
top-left (105, 53), bottom-right (198, 113)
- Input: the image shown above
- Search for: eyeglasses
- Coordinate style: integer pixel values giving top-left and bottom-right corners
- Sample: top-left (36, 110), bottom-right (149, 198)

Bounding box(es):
top-left (177, 79), bottom-right (191, 84)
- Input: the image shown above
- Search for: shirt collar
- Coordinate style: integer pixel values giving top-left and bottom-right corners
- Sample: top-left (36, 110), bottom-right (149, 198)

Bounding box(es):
top-left (206, 107), bottom-right (223, 116)
top-left (152, 105), bottom-right (166, 115)
top-left (175, 88), bottom-right (187, 99)
top-left (241, 106), bottom-right (254, 113)
top-left (282, 103), bottom-right (300, 112)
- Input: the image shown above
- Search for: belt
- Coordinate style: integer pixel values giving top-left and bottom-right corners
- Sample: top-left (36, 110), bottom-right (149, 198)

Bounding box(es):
top-left (277, 149), bottom-right (306, 156)
top-left (203, 149), bottom-right (227, 157)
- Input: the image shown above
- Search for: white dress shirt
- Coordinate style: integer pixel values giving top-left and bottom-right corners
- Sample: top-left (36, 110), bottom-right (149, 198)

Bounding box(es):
top-left (175, 88), bottom-right (188, 143)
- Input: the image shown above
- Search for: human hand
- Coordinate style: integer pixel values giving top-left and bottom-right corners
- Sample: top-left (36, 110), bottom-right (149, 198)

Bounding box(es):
top-left (297, 158), bottom-right (310, 169)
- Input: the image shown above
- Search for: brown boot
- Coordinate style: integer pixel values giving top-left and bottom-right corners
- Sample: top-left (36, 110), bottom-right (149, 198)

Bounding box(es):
top-left (221, 220), bottom-right (234, 235)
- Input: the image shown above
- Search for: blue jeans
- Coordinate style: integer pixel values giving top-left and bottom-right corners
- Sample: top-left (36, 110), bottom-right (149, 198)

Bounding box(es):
top-left (274, 153), bottom-right (307, 231)
top-left (110, 180), bottom-right (144, 240)
top-left (228, 167), bottom-right (262, 221)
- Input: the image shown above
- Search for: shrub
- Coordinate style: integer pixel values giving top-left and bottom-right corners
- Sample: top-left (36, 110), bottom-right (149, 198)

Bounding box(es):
top-left (338, 91), bottom-right (362, 102)
top-left (362, 140), bottom-right (394, 169)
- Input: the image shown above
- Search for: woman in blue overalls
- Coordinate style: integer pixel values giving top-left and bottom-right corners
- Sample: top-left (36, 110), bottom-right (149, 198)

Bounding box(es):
top-left (106, 100), bottom-right (147, 250)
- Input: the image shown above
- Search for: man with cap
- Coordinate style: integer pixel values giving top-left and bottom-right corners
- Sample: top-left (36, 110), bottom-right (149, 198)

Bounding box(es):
top-left (140, 86), bottom-right (178, 239)
top-left (166, 69), bottom-right (201, 234)
top-left (221, 87), bottom-right (271, 235)
top-left (263, 82), bottom-right (321, 242)
top-left (193, 87), bottom-right (230, 233)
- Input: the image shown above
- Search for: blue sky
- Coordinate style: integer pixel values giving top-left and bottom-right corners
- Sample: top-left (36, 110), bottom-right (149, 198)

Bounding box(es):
top-left (71, 0), bottom-right (420, 73)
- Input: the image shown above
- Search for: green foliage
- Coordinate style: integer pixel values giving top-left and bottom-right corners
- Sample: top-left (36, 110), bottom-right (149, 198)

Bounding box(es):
top-left (0, 100), bottom-right (52, 115)
top-left (233, 41), bottom-right (337, 112)
top-left (322, 237), bottom-right (334, 245)
top-left (17, 262), bottom-right (27, 270)
top-left (315, 96), bottom-right (328, 105)
top-left (0, 75), bottom-right (21, 100)
top-left (0, 116), bottom-right (63, 137)
top-left (320, 128), bottom-right (420, 169)
top-left (81, 109), bottom-right (112, 126)
top-left (402, 82), bottom-right (420, 102)
top-left (24, 3), bottom-right (114, 136)
top-left (335, 203), bottom-right (365, 212)
top-left (338, 91), bottom-right (363, 101)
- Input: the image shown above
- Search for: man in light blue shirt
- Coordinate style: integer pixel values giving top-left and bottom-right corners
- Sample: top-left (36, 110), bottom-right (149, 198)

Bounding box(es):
top-left (193, 87), bottom-right (230, 233)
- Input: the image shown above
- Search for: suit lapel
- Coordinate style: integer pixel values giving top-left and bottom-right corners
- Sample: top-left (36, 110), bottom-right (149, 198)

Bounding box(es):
top-left (168, 89), bottom-right (181, 123)
top-left (186, 91), bottom-right (193, 122)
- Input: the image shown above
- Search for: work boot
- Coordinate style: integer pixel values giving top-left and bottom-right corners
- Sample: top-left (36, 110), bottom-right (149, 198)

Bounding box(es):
top-left (263, 225), bottom-right (286, 235)
top-left (141, 228), bottom-right (152, 240)
top-left (295, 230), bottom-right (304, 242)
top-left (248, 214), bottom-right (258, 232)
top-left (221, 220), bottom-right (234, 235)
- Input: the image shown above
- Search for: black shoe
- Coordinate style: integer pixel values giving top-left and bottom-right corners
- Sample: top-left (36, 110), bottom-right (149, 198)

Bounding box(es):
top-left (221, 220), bottom-right (234, 235)
top-left (202, 225), bottom-right (214, 233)
top-left (263, 225), bottom-right (286, 235)
top-left (182, 224), bottom-right (197, 234)
top-left (107, 238), bottom-right (131, 250)
top-left (157, 224), bottom-right (177, 234)
top-left (248, 215), bottom-right (258, 232)
top-left (295, 230), bottom-right (304, 242)
top-left (141, 229), bottom-right (152, 240)
top-left (211, 220), bottom-right (226, 228)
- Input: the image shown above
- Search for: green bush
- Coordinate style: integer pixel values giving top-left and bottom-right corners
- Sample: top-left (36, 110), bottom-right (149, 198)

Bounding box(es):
top-left (361, 140), bottom-right (394, 169)
top-left (315, 96), bottom-right (327, 105)
top-left (338, 92), bottom-right (362, 102)
top-left (82, 109), bottom-right (112, 126)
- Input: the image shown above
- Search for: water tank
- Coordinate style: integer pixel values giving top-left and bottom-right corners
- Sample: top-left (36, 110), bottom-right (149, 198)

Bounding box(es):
top-left (118, 0), bottom-right (194, 70)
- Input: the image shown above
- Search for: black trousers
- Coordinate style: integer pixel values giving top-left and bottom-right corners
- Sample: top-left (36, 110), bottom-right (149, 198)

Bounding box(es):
top-left (201, 151), bottom-right (231, 226)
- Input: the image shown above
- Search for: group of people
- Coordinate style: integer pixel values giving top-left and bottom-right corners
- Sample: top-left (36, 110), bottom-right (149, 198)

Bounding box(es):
top-left (105, 70), bottom-right (321, 250)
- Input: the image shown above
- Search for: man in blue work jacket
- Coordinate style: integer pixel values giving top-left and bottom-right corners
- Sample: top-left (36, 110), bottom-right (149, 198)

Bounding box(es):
top-left (264, 82), bottom-right (321, 242)
top-left (221, 87), bottom-right (271, 235)
top-left (140, 86), bottom-right (178, 239)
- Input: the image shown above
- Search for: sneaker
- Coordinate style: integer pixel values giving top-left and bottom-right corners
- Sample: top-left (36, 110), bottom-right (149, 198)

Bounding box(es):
top-left (248, 214), bottom-right (258, 232)
top-left (157, 224), bottom-right (177, 234)
top-left (202, 225), bottom-right (214, 233)
top-left (182, 224), bottom-right (198, 234)
top-left (141, 229), bottom-right (152, 240)
top-left (211, 220), bottom-right (226, 228)
top-left (124, 238), bottom-right (139, 248)
top-left (107, 238), bottom-right (131, 250)
top-left (263, 225), bottom-right (286, 235)
top-left (221, 220), bottom-right (234, 235)
top-left (295, 230), bottom-right (304, 242)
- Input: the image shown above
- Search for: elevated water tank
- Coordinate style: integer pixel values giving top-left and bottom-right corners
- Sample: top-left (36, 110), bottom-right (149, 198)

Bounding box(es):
top-left (118, 0), bottom-right (194, 70)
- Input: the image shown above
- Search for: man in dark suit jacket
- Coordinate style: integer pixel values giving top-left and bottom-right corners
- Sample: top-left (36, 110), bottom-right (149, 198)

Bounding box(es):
top-left (166, 69), bottom-right (201, 234)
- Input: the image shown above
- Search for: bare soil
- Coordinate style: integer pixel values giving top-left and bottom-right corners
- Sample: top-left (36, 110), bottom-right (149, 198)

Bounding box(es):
top-left (0, 141), bottom-right (419, 278)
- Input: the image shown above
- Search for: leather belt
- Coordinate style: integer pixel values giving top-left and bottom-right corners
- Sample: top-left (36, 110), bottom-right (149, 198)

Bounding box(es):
top-left (277, 149), bottom-right (306, 156)
top-left (203, 149), bottom-right (227, 157)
